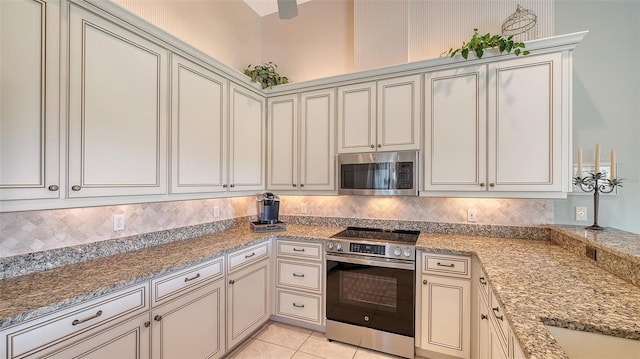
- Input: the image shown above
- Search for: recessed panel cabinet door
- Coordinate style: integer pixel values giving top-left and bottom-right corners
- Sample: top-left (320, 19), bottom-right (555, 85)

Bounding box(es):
top-left (267, 94), bottom-right (298, 190)
top-left (171, 55), bottom-right (227, 194)
top-left (337, 82), bottom-right (376, 153)
top-left (0, 0), bottom-right (60, 201)
top-left (68, 5), bottom-right (168, 197)
top-left (424, 66), bottom-right (487, 191)
top-left (229, 83), bottom-right (265, 191)
top-left (300, 89), bottom-right (336, 191)
top-left (377, 74), bottom-right (421, 151)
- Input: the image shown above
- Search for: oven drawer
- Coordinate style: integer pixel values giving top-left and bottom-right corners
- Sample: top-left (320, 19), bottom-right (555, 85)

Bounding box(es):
top-left (422, 253), bottom-right (470, 278)
top-left (151, 257), bottom-right (224, 306)
top-left (276, 240), bottom-right (322, 261)
top-left (228, 241), bottom-right (269, 273)
top-left (276, 259), bottom-right (322, 292)
top-left (275, 289), bottom-right (322, 324)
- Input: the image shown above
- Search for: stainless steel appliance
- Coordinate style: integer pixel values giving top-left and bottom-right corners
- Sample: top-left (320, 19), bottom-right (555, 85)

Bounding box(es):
top-left (337, 150), bottom-right (418, 196)
top-left (251, 192), bottom-right (286, 232)
top-left (325, 227), bottom-right (419, 359)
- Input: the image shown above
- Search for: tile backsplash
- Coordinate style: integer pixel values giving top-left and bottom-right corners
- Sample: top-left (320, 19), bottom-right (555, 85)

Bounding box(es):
top-left (0, 196), bottom-right (552, 258)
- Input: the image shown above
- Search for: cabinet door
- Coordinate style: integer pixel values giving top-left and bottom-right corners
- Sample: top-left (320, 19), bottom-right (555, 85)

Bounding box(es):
top-left (42, 313), bottom-right (150, 359)
top-left (487, 53), bottom-right (563, 192)
top-left (424, 67), bottom-right (487, 192)
top-left (171, 55), bottom-right (227, 194)
top-left (152, 279), bottom-right (225, 359)
top-left (377, 75), bottom-right (421, 151)
top-left (227, 259), bottom-right (270, 350)
top-left (337, 82), bottom-right (376, 153)
top-left (300, 88), bottom-right (335, 191)
top-left (267, 94), bottom-right (298, 190)
top-left (421, 274), bottom-right (471, 359)
top-left (229, 83), bottom-right (265, 191)
top-left (0, 0), bottom-right (60, 201)
top-left (68, 5), bottom-right (168, 197)
top-left (477, 290), bottom-right (491, 359)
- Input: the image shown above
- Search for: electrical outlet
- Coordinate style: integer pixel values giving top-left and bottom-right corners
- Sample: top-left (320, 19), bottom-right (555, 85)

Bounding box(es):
top-left (213, 206), bottom-right (220, 218)
top-left (113, 214), bottom-right (125, 231)
top-left (301, 203), bottom-right (307, 214)
top-left (467, 209), bottom-right (477, 222)
top-left (576, 207), bottom-right (587, 221)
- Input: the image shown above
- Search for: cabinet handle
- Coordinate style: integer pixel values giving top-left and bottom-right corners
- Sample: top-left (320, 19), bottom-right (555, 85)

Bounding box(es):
top-left (480, 183), bottom-right (486, 187)
top-left (481, 314), bottom-right (488, 320)
top-left (71, 185), bottom-right (82, 191)
top-left (292, 248), bottom-right (305, 252)
top-left (292, 273), bottom-right (305, 278)
top-left (48, 185), bottom-right (59, 191)
top-left (72, 310), bottom-right (103, 326)
top-left (300, 184), bottom-right (305, 187)
top-left (377, 144), bottom-right (382, 148)
top-left (223, 184), bottom-right (228, 188)
top-left (489, 183), bottom-right (496, 187)
top-left (144, 321), bottom-right (151, 328)
top-left (184, 273), bottom-right (201, 282)
top-left (437, 262), bottom-right (455, 268)
top-left (154, 315), bottom-right (163, 322)
top-left (293, 184), bottom-right (297, 187)
top-left (370, 144), bottom-right (375, 149)
top-left (230, 184), bottom-right (235, 188)
top-left (245, 252), bottom-right (256, 259)
top-left (229, 279), bottom-right (235, 285)
top-left (492, 307), bottom-right (504, 321)
top-left (422, 279), bottom-right (428, 285)
top-left (292, 303), bottom-right (305, 308)
top-left (479, 277), bottom-right (487, 285)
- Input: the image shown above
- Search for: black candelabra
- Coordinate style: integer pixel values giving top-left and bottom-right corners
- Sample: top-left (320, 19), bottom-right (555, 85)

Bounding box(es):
top-left (573, 172), bottom-right (623, 230)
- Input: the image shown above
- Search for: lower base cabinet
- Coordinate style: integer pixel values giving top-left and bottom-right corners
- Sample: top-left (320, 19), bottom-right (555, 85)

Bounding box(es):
top-left (151, 278), bottom-right (226, 359)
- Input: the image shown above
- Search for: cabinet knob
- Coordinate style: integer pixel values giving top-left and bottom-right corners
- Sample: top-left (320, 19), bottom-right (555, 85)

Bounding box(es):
top-left (422, 279), bottom-right (428, 285)
top-left (144, 321), bottom-right (151, 328)
top-left (223, 184), bottom-right (228, 188)
top-left (480, 183), bottom-right (486, 187)
top-left (154, 315), bottom-right (163, 322)
top-left (300, 184), bottom-right (305, 187)
top-left (48, 185), bottom-right (59, 191)
top-left (293, 184), bottom-right (297, 187)
top-left (481, 314), bottom-right (488, 320)
top-left (71, 185), bottom-right (82, 191)
top-left (489, 183), bottom-right (496, 187)
top-left (230, 184), bottom-right (235, 188)
top-left (370, 145), bottom-right (375, 149)
top-left (229, 279), bottom-right (235, 285)
top-left (377, 144), bottom-right (382, 148)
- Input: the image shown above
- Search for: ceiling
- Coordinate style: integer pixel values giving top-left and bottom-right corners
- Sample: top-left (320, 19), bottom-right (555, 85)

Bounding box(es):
top-left (242, 0), bottom-right (313, 17)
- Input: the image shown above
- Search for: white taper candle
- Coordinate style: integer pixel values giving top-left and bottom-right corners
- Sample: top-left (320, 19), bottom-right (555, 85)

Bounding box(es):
top-left (611, 149), bottom-right (616, 179)
top-left (594, 143), bottom-right (601, 174)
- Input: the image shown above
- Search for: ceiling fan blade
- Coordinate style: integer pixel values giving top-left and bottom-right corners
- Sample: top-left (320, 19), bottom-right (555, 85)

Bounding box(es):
top-left (277, 0), bottom-right (298, 19)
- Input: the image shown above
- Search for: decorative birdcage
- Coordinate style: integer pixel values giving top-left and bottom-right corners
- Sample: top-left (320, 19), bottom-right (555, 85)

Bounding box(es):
top-left (501, 4), bottom-right (538, 42)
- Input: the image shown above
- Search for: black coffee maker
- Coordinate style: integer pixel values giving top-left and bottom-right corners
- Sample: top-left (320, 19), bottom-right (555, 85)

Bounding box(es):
top-left (256, 192), bottom-right (280, 224)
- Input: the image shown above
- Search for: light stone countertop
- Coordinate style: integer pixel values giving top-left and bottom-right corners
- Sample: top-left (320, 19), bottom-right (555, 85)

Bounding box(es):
top-left (1, 223), bottom-right (639, 359)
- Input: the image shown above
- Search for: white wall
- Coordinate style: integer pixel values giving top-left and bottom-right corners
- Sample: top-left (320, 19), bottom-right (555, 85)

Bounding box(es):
top-left (552, 0), bottom-right (640, 233)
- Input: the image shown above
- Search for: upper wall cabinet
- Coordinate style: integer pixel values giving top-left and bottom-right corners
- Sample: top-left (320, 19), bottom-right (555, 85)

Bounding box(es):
top-left (337, 75), bottom-right (421, 153)
top-left (424, 53), bottom-right (567, 194)
top-left (267, 89), bottom-right (336, 191)
top-left (171, 55), bottom-right (228, 194)
top-left (67, 4), bottom-right (168, 198)
top-left (0, 0), bottom-right (60, 201)
top-left (229, 83), bottom-right (265, 192)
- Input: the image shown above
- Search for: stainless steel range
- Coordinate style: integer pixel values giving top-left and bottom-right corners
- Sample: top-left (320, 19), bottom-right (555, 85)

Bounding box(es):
top-left (325, 227), bottom-right (419, 359)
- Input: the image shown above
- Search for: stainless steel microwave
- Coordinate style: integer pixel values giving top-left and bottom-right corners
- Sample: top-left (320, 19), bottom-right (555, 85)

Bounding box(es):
top-left (337, 151), bottom-right (419, 196)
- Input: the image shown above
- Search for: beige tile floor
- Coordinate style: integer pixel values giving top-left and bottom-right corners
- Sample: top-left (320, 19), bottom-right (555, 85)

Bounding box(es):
top-left (226, 321), bottom-right (410, 359)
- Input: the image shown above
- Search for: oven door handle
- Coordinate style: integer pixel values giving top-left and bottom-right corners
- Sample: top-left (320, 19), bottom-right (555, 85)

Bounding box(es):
top-left (326, 254), bottom-right (415, 270)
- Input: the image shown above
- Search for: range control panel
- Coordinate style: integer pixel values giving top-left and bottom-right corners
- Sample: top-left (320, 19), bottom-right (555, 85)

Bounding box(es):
top-left (325, 239), bottom-right (415, 261)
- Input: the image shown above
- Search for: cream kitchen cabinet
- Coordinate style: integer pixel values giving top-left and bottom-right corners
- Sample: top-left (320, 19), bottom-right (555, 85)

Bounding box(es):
top-left (273, 239), bottom-right (324, 327)
top-left (170, 55), bottom-right (228, 194)
top-left (337, 75), bottom-right (421, 153)
top-left (0, 0), bottom-right (60, 201)
top-left (67, 4), bottom-right (168, 198)
top-left (226, 242), bottom-right (271, 350)
top-left (417, 253), bottom-right (471, 359)
top-left (424, 53), bottom-right (567, 195)
top-left (0, 283), bottom-right (149, 359)
top-left (267, 89), bottom-right (336, 191)
top-left (228, 83), bottom-right (266, 192)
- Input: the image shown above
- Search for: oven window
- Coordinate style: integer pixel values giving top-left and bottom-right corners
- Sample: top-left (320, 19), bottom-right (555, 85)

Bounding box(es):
top-left (341, 163), bottom-right (391, 189)
top-left (326, 261), bottom-right (415, 337)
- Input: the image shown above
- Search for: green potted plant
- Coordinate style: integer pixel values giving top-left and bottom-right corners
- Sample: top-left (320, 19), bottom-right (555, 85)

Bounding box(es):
top-left (445, 28), bottom-right (530, 60)
top-left (243, 62), bottom-right (289, 89)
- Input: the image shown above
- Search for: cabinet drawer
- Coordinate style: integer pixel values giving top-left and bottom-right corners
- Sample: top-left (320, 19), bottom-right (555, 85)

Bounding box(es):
top-left (423, 253), bottom-right (470, 278)
top-left (477, 267), bottom-right (489, 300)
top-left (490, 290), bottom-right (510, 346)
top-left (152, 257), bottom-right (224, 306)
top-left (276, 259), bottom-right (321, 292)
top-left (276, 289), bottom-right (321, 324)
top-left (5, 283), bottom-right (148, 358)
top-left (276, 240), bottom-right (322, 261)
top-left (228, 241), bottom-right (269, 273)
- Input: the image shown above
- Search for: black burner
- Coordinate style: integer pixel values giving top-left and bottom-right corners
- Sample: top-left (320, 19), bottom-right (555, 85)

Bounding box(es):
top-left (331, 226), bottom-right (419, 244)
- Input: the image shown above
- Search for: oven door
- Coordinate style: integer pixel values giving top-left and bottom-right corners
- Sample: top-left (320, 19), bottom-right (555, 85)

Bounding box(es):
top-left (326, 254), bottom-right (415, 337)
